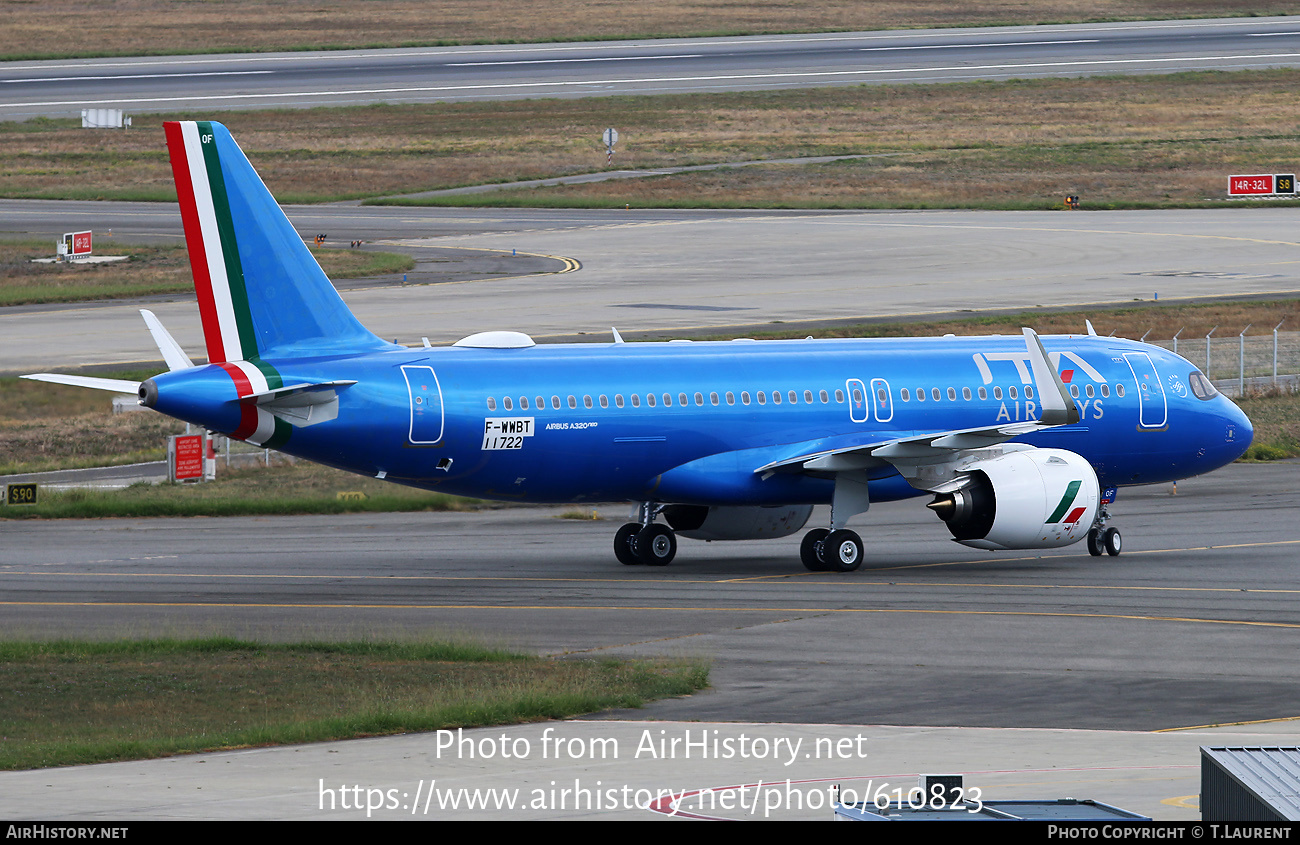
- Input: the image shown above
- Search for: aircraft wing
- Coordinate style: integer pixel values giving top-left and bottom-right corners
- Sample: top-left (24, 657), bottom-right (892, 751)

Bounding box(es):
top-left (756, 328), bottom-right (1082, 494)
top-left (755, 420), bottom-right (1048, 493)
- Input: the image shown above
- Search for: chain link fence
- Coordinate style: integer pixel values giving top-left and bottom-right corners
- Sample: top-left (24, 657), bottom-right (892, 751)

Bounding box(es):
top-left (1144, 329), bottom-right (1300, 396)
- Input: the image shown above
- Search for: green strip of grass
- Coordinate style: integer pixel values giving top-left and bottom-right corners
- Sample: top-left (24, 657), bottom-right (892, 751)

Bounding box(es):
top-left (0, 638), bottom-right (709, 770)
top-left (0, 239), bottom-right (413, 307)
top-left (0, 461), bottom-right (481, 519)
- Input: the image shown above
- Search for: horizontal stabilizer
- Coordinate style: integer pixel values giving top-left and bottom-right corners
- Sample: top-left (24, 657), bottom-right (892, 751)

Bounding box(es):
top-left (22, 374), bottom-right (141, 394)
top-left (238, 379), bottom-right (356, 427)
top-left (236, 380), bottom-right (357, 405)
top-left (140, 309), bottom-right (195, 372)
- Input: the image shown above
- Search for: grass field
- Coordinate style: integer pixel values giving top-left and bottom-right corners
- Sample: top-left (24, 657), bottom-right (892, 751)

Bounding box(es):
top-left (0, 638), bottom-right (708, 770)
top-left (0, 239), bottom-right (413, 306)
top-left (8, 71), bottom-right (1300, 209)
top-left (5, 2), bottom-right (1295, 61)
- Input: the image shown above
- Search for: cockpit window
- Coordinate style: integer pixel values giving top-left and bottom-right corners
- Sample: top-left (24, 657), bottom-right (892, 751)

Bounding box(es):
top-left (1189, 370), bottom-right (1218, 400)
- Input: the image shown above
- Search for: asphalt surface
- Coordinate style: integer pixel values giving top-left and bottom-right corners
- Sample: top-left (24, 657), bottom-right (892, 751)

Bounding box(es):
top-left (1, 461), bottom-right (1298, 819)
top-left (3, 17), bottom-right (1300, 817)
top-left (6, 17), bottom-right (1300, 119)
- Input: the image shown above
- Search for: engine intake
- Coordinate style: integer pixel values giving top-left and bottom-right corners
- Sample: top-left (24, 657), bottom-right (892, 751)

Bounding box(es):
top-left (928, 449), bottom-right (1099, 551)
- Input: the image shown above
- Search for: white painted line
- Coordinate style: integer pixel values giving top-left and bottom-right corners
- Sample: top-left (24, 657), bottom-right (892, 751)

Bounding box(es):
top-left (3, 71), bottom-right (273, 83)
top-left (7, 52), bottom-right (1300, 109)
top-left (0, 18), bottom-right (1286, 72)
top-left (860, 39), bottom-right (1099, 51)
top-left (448, 55), bottom-right (703, 66)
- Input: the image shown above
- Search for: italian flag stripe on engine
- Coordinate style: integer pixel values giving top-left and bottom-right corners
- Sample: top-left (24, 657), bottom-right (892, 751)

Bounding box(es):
top-left (1046, 480), bottom-right (1083, 524)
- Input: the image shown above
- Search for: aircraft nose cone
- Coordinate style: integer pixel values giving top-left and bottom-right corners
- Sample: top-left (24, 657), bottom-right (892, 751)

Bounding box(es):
top-left (1220, 396), bottom-right (1254, 463)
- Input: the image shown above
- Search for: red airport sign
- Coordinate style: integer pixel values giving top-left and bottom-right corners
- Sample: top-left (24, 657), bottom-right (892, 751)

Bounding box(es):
top-left (63, 230), bottom-right (92, 256)
top-left (1228, 174), bottom-right (1296, 196)
top-left (170, 434), bottom-right (206, 482)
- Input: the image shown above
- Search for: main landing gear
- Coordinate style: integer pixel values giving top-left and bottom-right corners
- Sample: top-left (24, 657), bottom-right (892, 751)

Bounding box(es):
top-left (799, 527), bottom-right (864, 572)
top-left (1086, 503), bottom-right (1122, 557)
top-left (615, 503), bottom-right (677, 566)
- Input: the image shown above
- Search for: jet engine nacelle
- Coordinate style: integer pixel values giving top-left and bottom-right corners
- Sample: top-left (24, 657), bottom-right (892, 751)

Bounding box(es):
top-left (663, 504), bottom-right (813, 541)
top-left (927, 448), bottom-right (1099, 551)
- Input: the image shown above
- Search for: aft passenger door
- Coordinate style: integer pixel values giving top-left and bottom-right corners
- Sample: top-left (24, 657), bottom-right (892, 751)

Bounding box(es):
top-left (402, 365), bottom-right (444, 444)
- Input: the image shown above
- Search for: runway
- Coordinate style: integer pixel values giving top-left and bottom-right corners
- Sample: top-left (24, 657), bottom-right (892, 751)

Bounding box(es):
top-left (6, 17), bottom-right (1300, 119)
top-left (2, 460), bottom-right (1298, 819)
top-left (3, 460), bottom-right (1298, 732)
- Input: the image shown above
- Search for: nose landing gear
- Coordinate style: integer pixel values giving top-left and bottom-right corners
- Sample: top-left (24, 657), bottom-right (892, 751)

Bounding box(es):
top-left (1086, 500), bottom-right (1122, 557)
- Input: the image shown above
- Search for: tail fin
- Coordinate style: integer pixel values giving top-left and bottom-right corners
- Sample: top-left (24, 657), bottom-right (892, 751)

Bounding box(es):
top-left (164, 121), bottom-right (394, 362)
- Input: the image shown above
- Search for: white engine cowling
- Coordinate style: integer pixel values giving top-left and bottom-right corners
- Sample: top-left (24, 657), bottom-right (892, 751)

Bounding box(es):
top-left (663, 504), bottom-right (813, 541)
top-left (927, 448), bottom-right (1099, 551)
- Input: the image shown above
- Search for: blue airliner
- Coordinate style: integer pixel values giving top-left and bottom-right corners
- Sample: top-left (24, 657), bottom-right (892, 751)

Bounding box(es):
top-left (26, 122), bottom-right (1254, 571)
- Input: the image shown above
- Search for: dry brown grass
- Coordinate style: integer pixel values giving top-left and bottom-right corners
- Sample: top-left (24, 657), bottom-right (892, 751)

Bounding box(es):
top-left (0, 410), bottom-right (185, 474)
top-left (9, 71), bottom-right (1300, 207)
top-left (5, 2), bottom-right (1296, 60)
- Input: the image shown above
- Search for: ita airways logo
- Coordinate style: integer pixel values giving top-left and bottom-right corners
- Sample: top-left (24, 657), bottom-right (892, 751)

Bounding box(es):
top-left (1046, 480), bottom-right (1087, 525)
